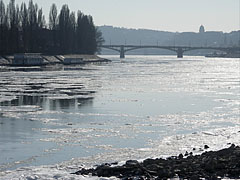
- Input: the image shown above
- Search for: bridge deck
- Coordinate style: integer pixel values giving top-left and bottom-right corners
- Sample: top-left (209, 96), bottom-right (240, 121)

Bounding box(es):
top-left (101, 45), bottom-right (239, 58)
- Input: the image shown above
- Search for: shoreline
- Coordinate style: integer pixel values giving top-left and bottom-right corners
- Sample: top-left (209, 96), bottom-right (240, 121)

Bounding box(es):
top-left (0, 54), bottom-right (111, 66)
top-left (73, 144), bottom-right (240, 179)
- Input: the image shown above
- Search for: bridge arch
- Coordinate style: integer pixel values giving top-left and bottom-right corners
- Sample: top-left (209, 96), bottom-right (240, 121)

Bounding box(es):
top-left (124, 46), bottom-right (183, 58)
top-left (101, 45), bottom-right (183, 58)
top-left (100, 45), bottom-right (239, 59)
top-left (102, 46), bottom-right (121, 53)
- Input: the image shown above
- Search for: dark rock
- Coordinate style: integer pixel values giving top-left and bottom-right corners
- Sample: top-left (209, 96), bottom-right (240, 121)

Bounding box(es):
top-left (111, 161), bottom-right (118, 165)
top-left (190, 174), bottom-right (200, 180)
top-left (126, 160), bottom-right (139, 166)
top-left (143, 158), bottom-right (157, 166)
top-left (178, 153), bottom-right (184, 159)
top-left (204, 145), bottom-right (210, 149)
top-left (73, 144), bottom-right (240, 179)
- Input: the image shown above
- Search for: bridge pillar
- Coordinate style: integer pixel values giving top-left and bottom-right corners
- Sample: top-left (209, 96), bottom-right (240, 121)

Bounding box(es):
top-left (177, 48), bottom-right (183, 58)
top-left (120, 45), bottom-right (125, 58)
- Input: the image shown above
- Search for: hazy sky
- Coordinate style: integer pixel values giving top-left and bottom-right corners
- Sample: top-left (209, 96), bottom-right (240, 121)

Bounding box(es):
top-left (3, 0), bottom-right (240, 32)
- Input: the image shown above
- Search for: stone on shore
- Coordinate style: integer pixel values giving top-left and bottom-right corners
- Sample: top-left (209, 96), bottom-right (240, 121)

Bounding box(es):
top-left (73, 144), bottom-right (240, 179)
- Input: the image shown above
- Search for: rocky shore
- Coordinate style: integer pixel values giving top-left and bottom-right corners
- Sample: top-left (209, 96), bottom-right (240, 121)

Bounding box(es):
top-left (73, 144), bottom-right (240, 180)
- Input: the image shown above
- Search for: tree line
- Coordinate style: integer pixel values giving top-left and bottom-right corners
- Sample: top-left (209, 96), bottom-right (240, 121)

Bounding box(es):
top-left (0, 0), bottom-right (104, 55)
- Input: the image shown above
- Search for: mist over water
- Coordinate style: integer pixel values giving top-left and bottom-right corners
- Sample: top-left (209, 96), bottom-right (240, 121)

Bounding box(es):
top-left (0, 55), bottom-right (239, 179)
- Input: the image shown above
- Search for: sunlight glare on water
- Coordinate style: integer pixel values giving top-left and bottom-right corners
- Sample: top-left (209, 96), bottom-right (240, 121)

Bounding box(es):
top-left (0, 55), bottom-right (239, 179)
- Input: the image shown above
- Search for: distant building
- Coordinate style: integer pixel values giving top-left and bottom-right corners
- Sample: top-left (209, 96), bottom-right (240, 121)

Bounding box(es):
top-left (199, 25), bottom-right (205, 33)
top-left (13, 53), bottom-right (44, 66)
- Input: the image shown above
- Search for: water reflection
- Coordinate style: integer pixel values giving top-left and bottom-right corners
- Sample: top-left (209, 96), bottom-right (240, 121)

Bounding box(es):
top-left (0, 65), bottom-right (95, 73)
top-left (1, 95), bottom-right (43, 106)
top-left (0, 95), bottom-right (94, 110)
top-left (1, 66), bottom-right (63, 72)
top-left (45, 97), bottom-right (93, 111)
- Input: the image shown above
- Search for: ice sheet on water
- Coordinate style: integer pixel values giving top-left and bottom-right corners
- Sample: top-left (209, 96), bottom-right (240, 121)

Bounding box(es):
top-left (149, 126), bottom-right (240, 156)
top-left (3, 126), bottom-right (238, 179)
top-left (0, 166), bottom-right (104, 180)
top-left (1, 105), bottom-right (42, 119)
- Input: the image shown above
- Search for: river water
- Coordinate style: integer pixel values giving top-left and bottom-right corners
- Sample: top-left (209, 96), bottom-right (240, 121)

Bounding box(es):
top-left (0, 55), bottom-right (239, 179)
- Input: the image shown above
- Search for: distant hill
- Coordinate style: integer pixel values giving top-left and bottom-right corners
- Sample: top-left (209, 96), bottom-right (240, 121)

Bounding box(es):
top-left (98, 25), bottom-right (240, 55)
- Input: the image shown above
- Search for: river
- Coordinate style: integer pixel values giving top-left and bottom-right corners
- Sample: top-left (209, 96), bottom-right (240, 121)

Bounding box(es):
top-left (0, 55), bottom-right (239, 179)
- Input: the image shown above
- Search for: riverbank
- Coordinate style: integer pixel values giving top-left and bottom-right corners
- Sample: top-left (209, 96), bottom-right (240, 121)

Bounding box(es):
top-left (0, 54), bottom-right (110, 66)
top-left (73, 144), bottom-right (240, 179)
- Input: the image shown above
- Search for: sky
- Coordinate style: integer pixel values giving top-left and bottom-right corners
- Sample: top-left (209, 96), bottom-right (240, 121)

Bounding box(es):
top-left (3, 0), bottom-right (240, 32)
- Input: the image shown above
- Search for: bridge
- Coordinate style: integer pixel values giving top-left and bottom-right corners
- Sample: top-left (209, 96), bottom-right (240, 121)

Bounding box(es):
top-left (100, 45), bottom-right (240, 58)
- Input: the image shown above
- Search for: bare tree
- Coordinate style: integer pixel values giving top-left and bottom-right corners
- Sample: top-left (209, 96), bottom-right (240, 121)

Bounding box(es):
top-left (49, 3), bottom-right (57, 30)
top-left (20, 2), bottom-right (28, 51)
top-left (37, 8), bottom-right (44, 28)
top-left (0, 0), bottom-right (6, 53)
top-left (0, 0), bottom-right (5, 25)
top-left (59, 4), bottom-right (70, 53)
